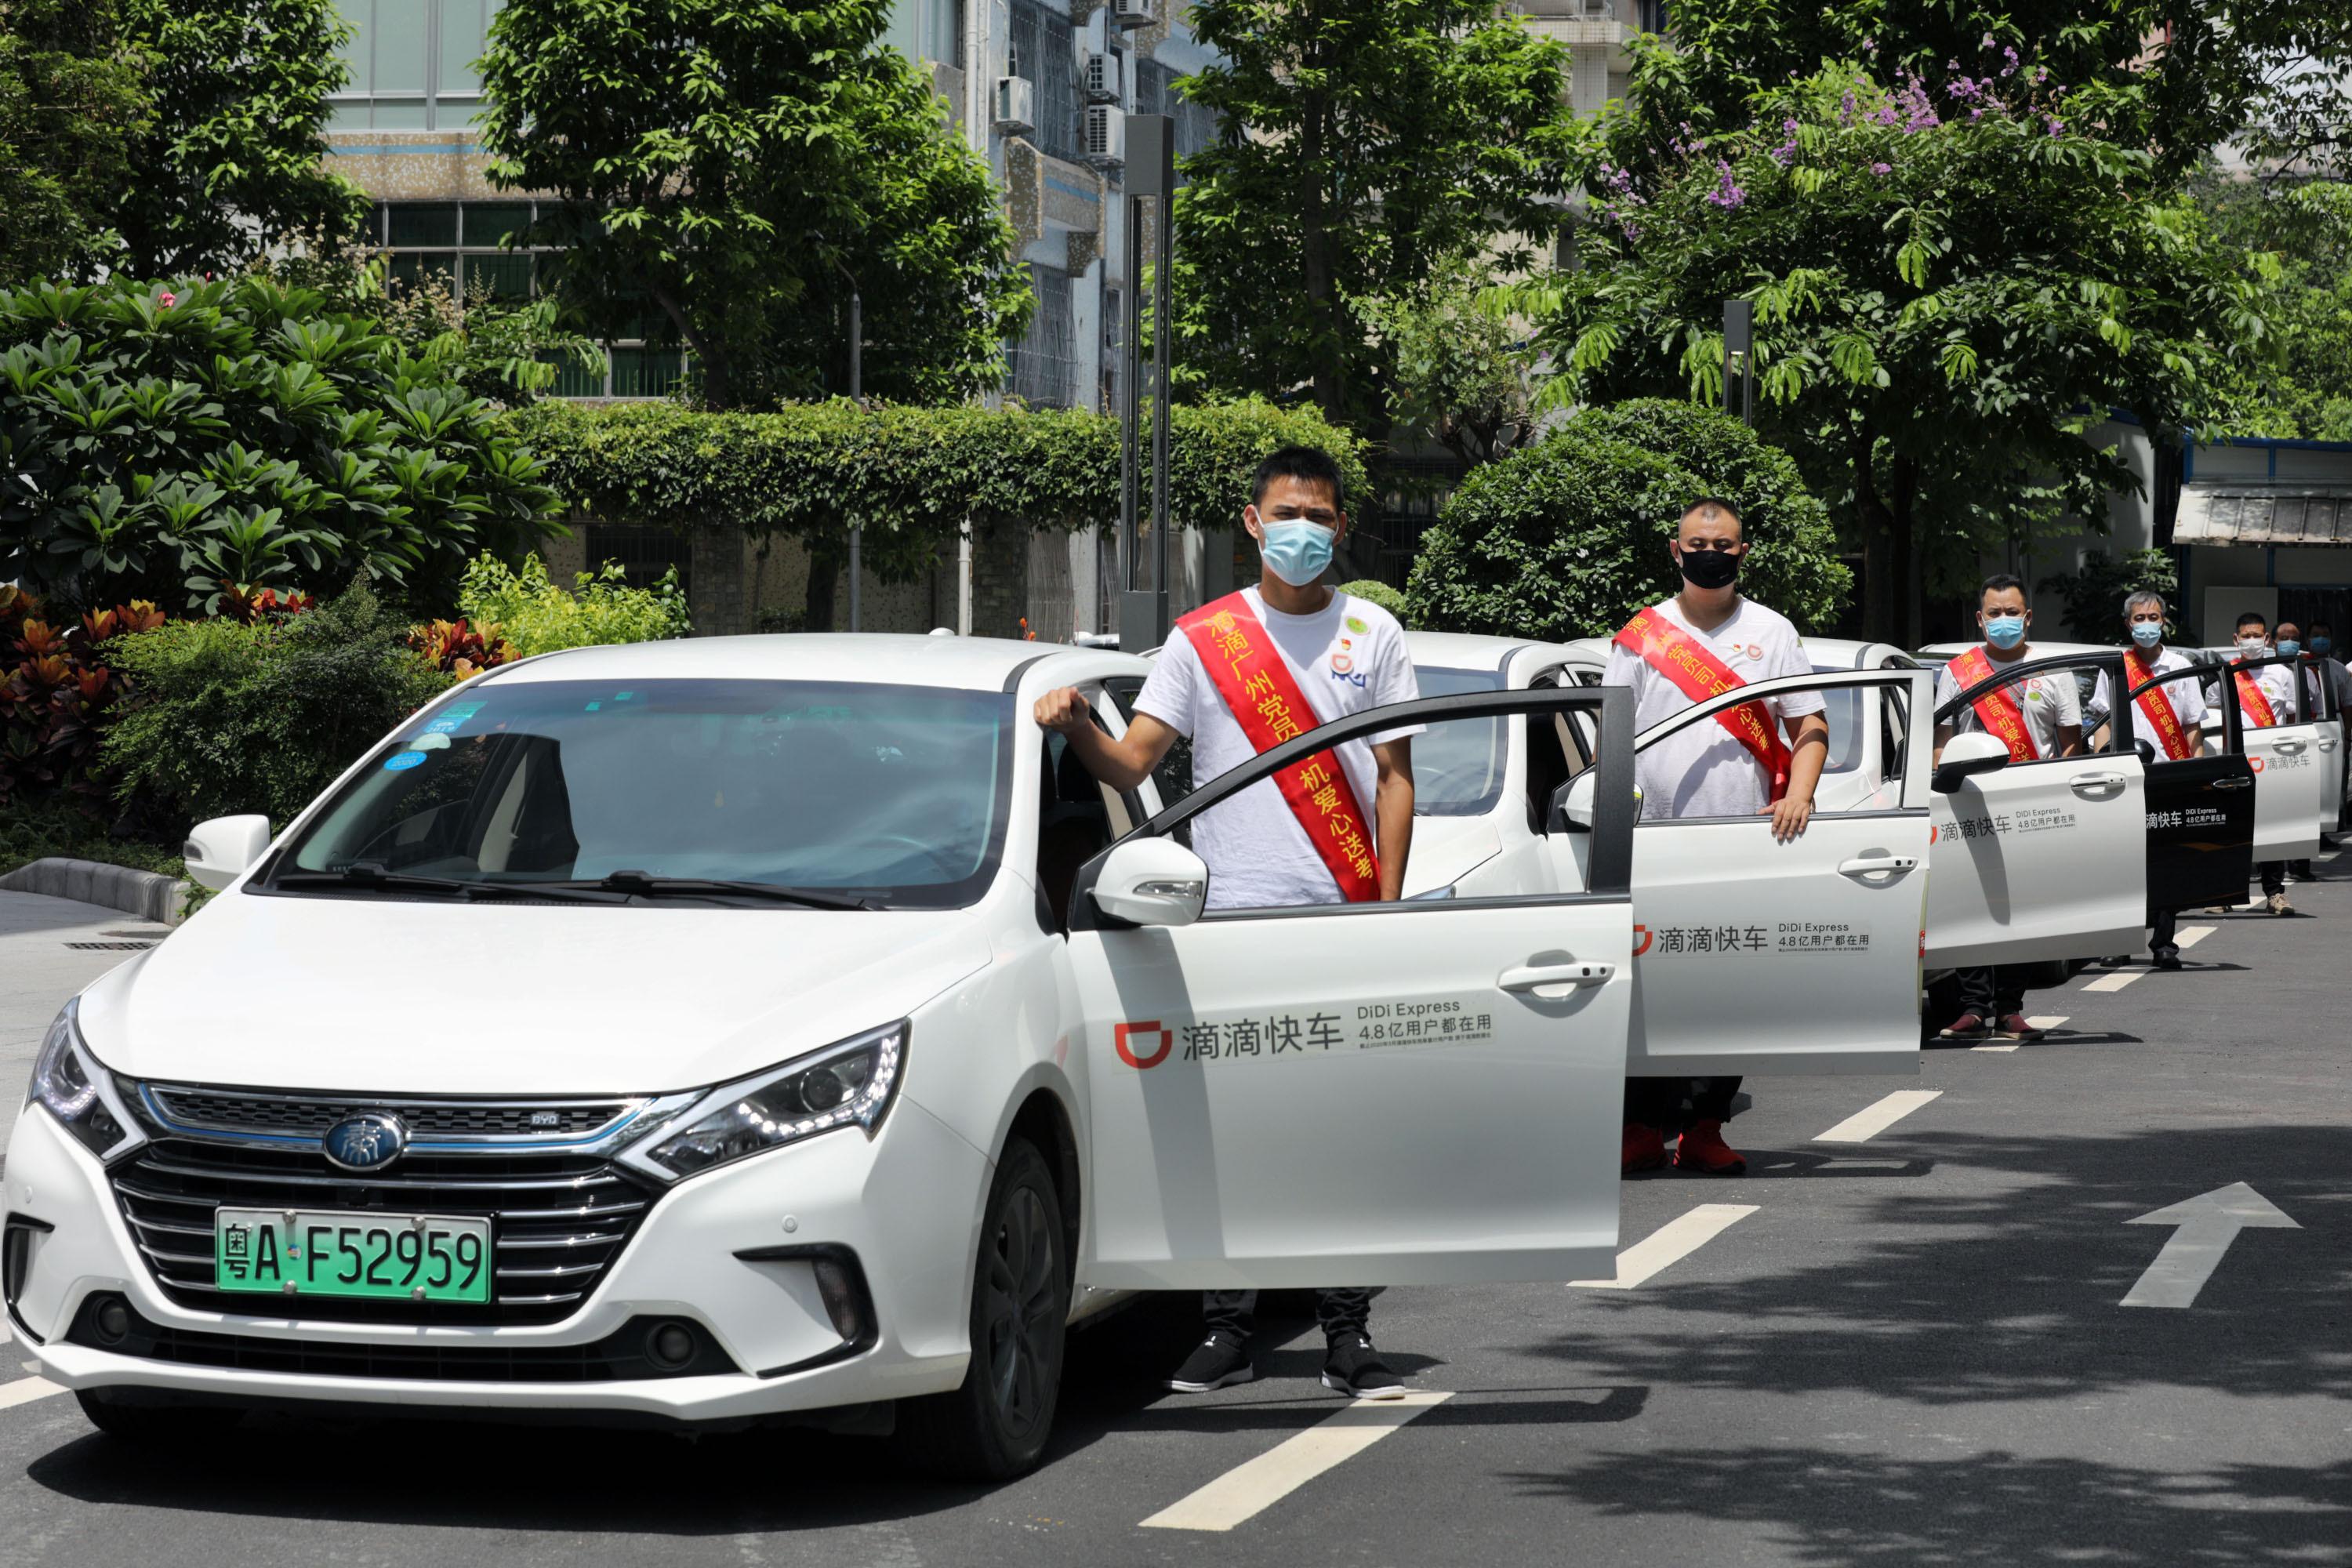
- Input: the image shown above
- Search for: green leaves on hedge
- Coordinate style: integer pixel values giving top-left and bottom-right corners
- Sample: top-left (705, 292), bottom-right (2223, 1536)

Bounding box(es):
top-left (503, 397), bottom-right (1370, 582)
top-left (1405, 398), bottom-right (1852, 641)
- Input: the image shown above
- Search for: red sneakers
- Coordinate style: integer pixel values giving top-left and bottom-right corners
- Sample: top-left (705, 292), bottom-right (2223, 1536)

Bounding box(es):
top-left (1675, 1120), bottom-right (1747, 1176)
top-left (1622, 1122), bottom-right (1668, 1174)
top-left (1994, 1013), bottom-right (2046, 1043)
top-left (1936, 1012), bottom-right (1990, 1041)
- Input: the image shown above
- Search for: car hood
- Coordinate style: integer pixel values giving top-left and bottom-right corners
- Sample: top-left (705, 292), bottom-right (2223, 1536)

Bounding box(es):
top-left (74, 891), bottom-right (997, 1097)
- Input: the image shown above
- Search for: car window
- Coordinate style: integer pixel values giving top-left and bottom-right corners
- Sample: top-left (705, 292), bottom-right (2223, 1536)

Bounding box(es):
top-left (270, 678), bottom-right (1015, 908)
top-left (1413, 666), bottom-right (1508, 817)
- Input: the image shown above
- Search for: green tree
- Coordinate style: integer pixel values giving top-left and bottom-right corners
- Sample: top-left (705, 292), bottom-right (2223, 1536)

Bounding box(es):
top-left (2200, 176), bottom-right (2352, 441)
top-left (1172, 0), bottom-right (1578, 441)
top-left (107, 0), bottom-right (369, 276)
top-left (477, 0), bottom-right (1030, 410)
top-left (1406, 398), bottom-right (1849, 640)
top-left (0, 0), bottom-right (146, 282)
top-left (1532, 61), bottom-right (2267, 644)
top-left (1355, 249), bottom-right (1539, 469)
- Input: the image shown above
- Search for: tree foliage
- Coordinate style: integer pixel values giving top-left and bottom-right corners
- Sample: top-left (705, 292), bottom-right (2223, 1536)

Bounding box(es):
top-left (2200, 177), bottom-right (2352, 441)
top-left (457, 554), bottom-right (693, 655)
top-left (477, 0), bottom-right (1031, 410)
top-left (1532, 56), bottom-right (2268, 644)
top-left (2044, 547), bottom-right (2182, 644)
top-left (110, 0), bottom-right (370, 277)
top-left (0, 276), bottom-right (561, 617)
top-left (0, 0), bottom-right (147, 282)
top-left (1406, 399), bottom-right (1849, 641)
top-left (1355, 250), bottom-right (1539, 469)
top-left (1172, 0), bottom-right (1578, 440)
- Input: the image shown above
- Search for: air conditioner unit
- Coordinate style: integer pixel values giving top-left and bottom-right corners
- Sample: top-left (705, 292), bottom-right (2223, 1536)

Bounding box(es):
top-left (993, 76), bottom-right (1036, 134)
top-left (1083, 50), bottom-right (1120, 104)
top-left (1085, 103), bottom-right (1126, 167)
top-left (1111, 0), bottom-right (1157, 31)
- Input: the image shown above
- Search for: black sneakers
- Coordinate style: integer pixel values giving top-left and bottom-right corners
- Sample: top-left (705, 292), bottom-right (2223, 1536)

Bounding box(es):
top-left (1166, 1334), bottom-right (1254, 1393)
top-left (1321, 1334), bottom-right (1406, 1399)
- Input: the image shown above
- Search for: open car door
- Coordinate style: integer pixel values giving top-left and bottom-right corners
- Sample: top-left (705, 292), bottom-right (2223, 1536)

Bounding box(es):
top-left (1544, 669), bottom-right (1935, 1077)
top-left (1065, 687), bottom-right (1639, 1289)
top-left (1926, 652), bottom-right (2148, 966)
top-left (2219, 653), bottom-right (2330, 866)
top-left (2129, 662), bottom-right (2256, 915)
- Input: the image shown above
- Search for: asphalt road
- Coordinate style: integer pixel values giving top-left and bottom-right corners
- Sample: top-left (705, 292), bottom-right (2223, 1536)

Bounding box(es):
top-left (2, 857), bottom-right (2347, 1567)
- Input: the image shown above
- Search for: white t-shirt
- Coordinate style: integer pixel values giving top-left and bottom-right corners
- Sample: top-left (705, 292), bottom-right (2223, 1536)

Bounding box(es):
top-left (1599, 597), bottom-right (1826, 821)
top-left (1134, 589), bottom-right (1421, 909)
top-left (2247, 662), bottom-right (2299, 725)
top-left (2088, 648), bottom-right (2206, 751)
top-left (1934, 649), bottom-right (2083, 757)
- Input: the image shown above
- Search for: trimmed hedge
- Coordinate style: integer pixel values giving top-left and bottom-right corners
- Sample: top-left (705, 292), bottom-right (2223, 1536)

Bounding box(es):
top-left (1406, 400), bottom-right (1851, 640)
top-left (501, 397), bottom-right (1372, 583)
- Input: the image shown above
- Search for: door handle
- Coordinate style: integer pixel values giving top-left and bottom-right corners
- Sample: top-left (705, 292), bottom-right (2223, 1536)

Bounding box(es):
top-left (2068, 771), bottom-right (2129, 793)
top-left (1499, 961), bottom-right (1615, 992)
top-left (1837, 855), bottom-right (1919, 877)
top-left (2212, 776), bottom-right (2254, 790)
top-left (2274, 740), bottom-right (2307, 754)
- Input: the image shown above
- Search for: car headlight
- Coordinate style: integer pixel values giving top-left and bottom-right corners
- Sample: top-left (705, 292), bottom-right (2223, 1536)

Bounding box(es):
top-left (26, 1000), bottom-right (143, 1163)
top-left (620, 1021), bottom-right (906, 1182)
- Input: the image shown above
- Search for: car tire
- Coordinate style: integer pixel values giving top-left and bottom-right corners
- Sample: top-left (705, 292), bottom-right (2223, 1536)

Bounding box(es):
top-left (74, 1389), bottom-right (241, 1445)
top-left (894, 1136), bottom-right (1069, 1481)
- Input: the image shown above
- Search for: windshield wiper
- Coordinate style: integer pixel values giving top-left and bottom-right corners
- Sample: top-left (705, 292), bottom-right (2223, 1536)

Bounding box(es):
top-left (273, 866), bottom-right (627, 902)
top-left (566, 870), bottom-right (873, 909)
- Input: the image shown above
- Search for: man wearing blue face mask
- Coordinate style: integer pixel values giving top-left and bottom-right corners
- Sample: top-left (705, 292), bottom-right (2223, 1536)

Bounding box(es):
top-left (2089, 590), bottom-right (2206, 966)
top-left (1036, 444), bottom-right (1421, 1402)
top-left (1932, 574), bottom-right (2082, 1039)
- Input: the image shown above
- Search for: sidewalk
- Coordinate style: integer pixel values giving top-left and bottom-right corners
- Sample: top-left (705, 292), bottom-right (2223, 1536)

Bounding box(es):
top-left (0, 891), bottom-right (174, 1163)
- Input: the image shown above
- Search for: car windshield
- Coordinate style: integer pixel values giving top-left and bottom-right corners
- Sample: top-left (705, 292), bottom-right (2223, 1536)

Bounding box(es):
top-left (1414, 666), bottom-right (1508, 817)
top-left (264, 678), bottom-right (1014, 908)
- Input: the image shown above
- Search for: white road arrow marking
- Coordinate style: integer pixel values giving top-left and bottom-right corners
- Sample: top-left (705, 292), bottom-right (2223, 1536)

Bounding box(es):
top-left (2120, 1182), bottom-right (2299, 1308)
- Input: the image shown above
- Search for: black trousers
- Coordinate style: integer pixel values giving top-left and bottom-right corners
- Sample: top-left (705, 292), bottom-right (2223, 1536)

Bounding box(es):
top-left (1203, 1287), bottom-right (1374, 1345)
top-left (2259, 862), bottom-right (2286, 896)
top-left (2151, 909), bottom-right (2178, 957)
top-left (1956, 965), bottom-right (2029, 1018)
top-left (1625, 1076), bottom-right (1741, 1128)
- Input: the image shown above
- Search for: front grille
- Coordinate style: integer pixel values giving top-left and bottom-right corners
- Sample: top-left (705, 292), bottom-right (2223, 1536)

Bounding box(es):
top-left (67, 1296), bottom-right (740, 1383)
top-left (147, 1087), bottom-right (635, 1141)
top-left (110, 1138), bottom-right (656, 1326)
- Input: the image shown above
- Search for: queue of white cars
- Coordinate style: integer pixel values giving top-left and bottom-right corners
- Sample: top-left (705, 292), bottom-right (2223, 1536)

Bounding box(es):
top-left (6, 626), bottom-right (2343, 1478)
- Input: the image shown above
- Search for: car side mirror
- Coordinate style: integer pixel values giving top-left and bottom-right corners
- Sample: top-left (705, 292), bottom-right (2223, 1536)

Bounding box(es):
top-left (2134, 738), bottom-right (2156, 765)
top-left (183, 815), bottom-right (272, 891)
top-left (1549, 773), bottom-right (1598, 833)
top-left (1931, 731), bottom-right (2011, 794)
top-left (1090, 838), bottom-right (1209, 927)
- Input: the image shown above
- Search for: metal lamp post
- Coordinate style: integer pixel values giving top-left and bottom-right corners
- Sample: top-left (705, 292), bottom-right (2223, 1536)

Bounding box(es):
top-left (1722, 298), bottom-right (1755, 429)
top-left (1120, 114), bottom-right (1175, 652)
top-left (837, 260), bottom-right (863, 631)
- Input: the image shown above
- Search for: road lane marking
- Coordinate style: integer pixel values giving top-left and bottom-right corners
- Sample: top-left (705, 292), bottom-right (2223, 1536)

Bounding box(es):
top-left (0, 1377), bottom-right (64, 1410)
top-left (1815, 1090), bottom-right (1942, 1144)
top-left (2174, 924), bottom-right (2216, 949)
top-left (1571, 1203), bottom-right (1756, 1290)
top-left (1976, 1013), bottom-right (2069, 1052)
top-left (2122, 1182), bottom-right (2298, 1308)
top-left (1139, 1392), bottom-right (1452, 1531)
top-left (2083, 969), bottom-right (2142, 993)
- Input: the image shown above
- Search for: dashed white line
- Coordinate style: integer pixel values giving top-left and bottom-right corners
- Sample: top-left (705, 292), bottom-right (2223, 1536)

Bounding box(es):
top-left (1139, 1392), bottom-right (1452, 1531)
top-left (1815, 1089), bottom-right (1943, 1144)
top-left (2085, 926), bottom-right (2217, 991)
top-left (1570, 1203), bottom-right (1757, 1290)
top-left (0, 1376), bottom-right (64, 1411)
top-left (2174, 924), bottom-right (2216, 949)
top-left (1976, 1013), bottom-right (2070, 1052)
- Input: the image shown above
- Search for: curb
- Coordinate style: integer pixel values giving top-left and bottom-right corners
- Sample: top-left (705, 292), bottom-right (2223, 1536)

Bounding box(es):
top-left (0, 857), bottom-right (189, 926)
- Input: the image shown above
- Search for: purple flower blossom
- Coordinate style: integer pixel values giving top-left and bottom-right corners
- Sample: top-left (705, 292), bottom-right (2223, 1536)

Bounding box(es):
top-left (1971, 107), bottom-right (1984, 119)
top-left (2047, 116), bottom-right (2065, 136)
top-left (1980, 32), bottom-right (1996, 49)
top-left (2002, 45), bottom-right (2020, 77)
top-left (1704, 158), bottom-right (1747, 209)
top-left (1870, 162), bottom-right (1893, 176)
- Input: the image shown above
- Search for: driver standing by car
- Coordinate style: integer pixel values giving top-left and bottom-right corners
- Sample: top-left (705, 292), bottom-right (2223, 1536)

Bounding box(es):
top-left (2087, 590), bottom-right (2207, 968)
top-left (1033, 445), bottom-right (1421, 1402)
top-left (1604, 497), bottom-right (1831, 1178)
top-left (1930, 574), bottom-right (2082, 1040)
top-left (2227, 611), bottom-right (2302, 915)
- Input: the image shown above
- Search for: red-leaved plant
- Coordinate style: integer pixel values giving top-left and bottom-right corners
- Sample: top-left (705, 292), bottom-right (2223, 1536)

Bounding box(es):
top-left (2, 586), bottom-right (166, 810)
top-left (407, 618), bottom-right (516, 681)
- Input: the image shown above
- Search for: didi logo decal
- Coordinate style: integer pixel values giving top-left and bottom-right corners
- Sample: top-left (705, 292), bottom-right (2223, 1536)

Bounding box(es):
top-left (1632, 924), bottom-right (1654, 956)
top-left (2250, 757), bottom-right (2267, 773)
top-left (1114, 1021), bottom-right (1173, 1069)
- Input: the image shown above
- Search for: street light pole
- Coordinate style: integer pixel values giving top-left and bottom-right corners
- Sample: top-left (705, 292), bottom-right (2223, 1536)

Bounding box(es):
top-left (837, 260), bottom-right (864, 632)
top-left (1722, 298), bottom-right (1755, 429)
top-left (1120, 114), bottom-right (1175, 653)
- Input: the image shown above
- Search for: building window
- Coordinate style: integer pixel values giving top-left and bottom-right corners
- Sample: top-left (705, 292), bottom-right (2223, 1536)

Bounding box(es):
top-left (1133, 58), bottom-right (1216, 174)
top-left (330, 0), bottom-right (503, 132)
top-left (1007, 0), bottom-right (1083, 164)
top-left (1008, 265), bottom-right (1076, 408)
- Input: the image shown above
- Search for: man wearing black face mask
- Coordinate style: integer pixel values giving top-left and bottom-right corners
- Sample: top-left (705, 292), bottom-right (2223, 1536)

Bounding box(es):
top-left (1603, 498), bottom-right (1831, 1176)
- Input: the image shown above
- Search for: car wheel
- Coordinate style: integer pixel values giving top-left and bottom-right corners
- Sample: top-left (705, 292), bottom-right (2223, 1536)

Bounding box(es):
top-left (895, 1136), bottom-right (1069, 1481)
top-left (74, 1389), bottom-right (243, 1445)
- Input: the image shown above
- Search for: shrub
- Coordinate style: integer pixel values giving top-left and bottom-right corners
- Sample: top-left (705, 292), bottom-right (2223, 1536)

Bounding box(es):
top-left (1406, 398), bottom-right (1850, 641)
top-left (2, 584), bottom-right (165, 811)
top-left (100, 586), bottom-right (451, 832)
top-left (2045, 548), bottom-right (2181, 644)
top-left (1337, 579), bottom-right (1409, 622)
top-left (0, 275), bottom-right (561, 619)
top-left (408, 617), bottom-right (517, 680)
top-left (456, 554), bottom-right (691, 656)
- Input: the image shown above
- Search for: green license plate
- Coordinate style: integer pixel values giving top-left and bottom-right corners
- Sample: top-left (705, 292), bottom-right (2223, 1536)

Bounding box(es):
top-left (213, 1207), bottom-right (492, 1302)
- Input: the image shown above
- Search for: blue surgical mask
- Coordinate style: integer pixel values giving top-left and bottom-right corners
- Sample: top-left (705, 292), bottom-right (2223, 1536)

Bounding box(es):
top-left (1984, 614), bottom-right (2026, 650)
top-left (2313, 637), bottom-right (2334, 655)
top-left (1256, 518), bottom-right (1335, 586)
top-left (2275, 639), bottom-right (2301, 657)
top-left (2130, 622), bottom-right (2164, 648)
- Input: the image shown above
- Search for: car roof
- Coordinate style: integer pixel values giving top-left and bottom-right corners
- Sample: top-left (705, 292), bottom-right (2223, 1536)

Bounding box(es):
top-left (1404, 630), bottom-right (1548, 671)
top-left (1914, 640), bottom-right (2118, 660)
top-left (478, 633), bottom-right (1149, 692)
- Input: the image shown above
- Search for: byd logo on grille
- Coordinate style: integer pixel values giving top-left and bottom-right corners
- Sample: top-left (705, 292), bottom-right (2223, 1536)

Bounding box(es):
top-left (1115, 1021), bottom-right (1174, 1069)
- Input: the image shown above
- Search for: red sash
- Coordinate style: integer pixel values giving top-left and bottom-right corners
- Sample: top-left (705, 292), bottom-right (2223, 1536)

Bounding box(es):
top-left (2232, 666), bottom-right (2277, 729)
top-left (1946, 646), bottom-right (2040, 762)
top-left (2124, 649), bottom-right (2194, 760)
top-left (1612, 606), bottom-right (1791, 803)
top-left (1177, 593), bottom-right (1382, 902)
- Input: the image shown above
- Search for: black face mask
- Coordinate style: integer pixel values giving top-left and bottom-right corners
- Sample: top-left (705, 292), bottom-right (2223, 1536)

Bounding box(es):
top-left (1678, 547), bottom-right (1740, 591)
